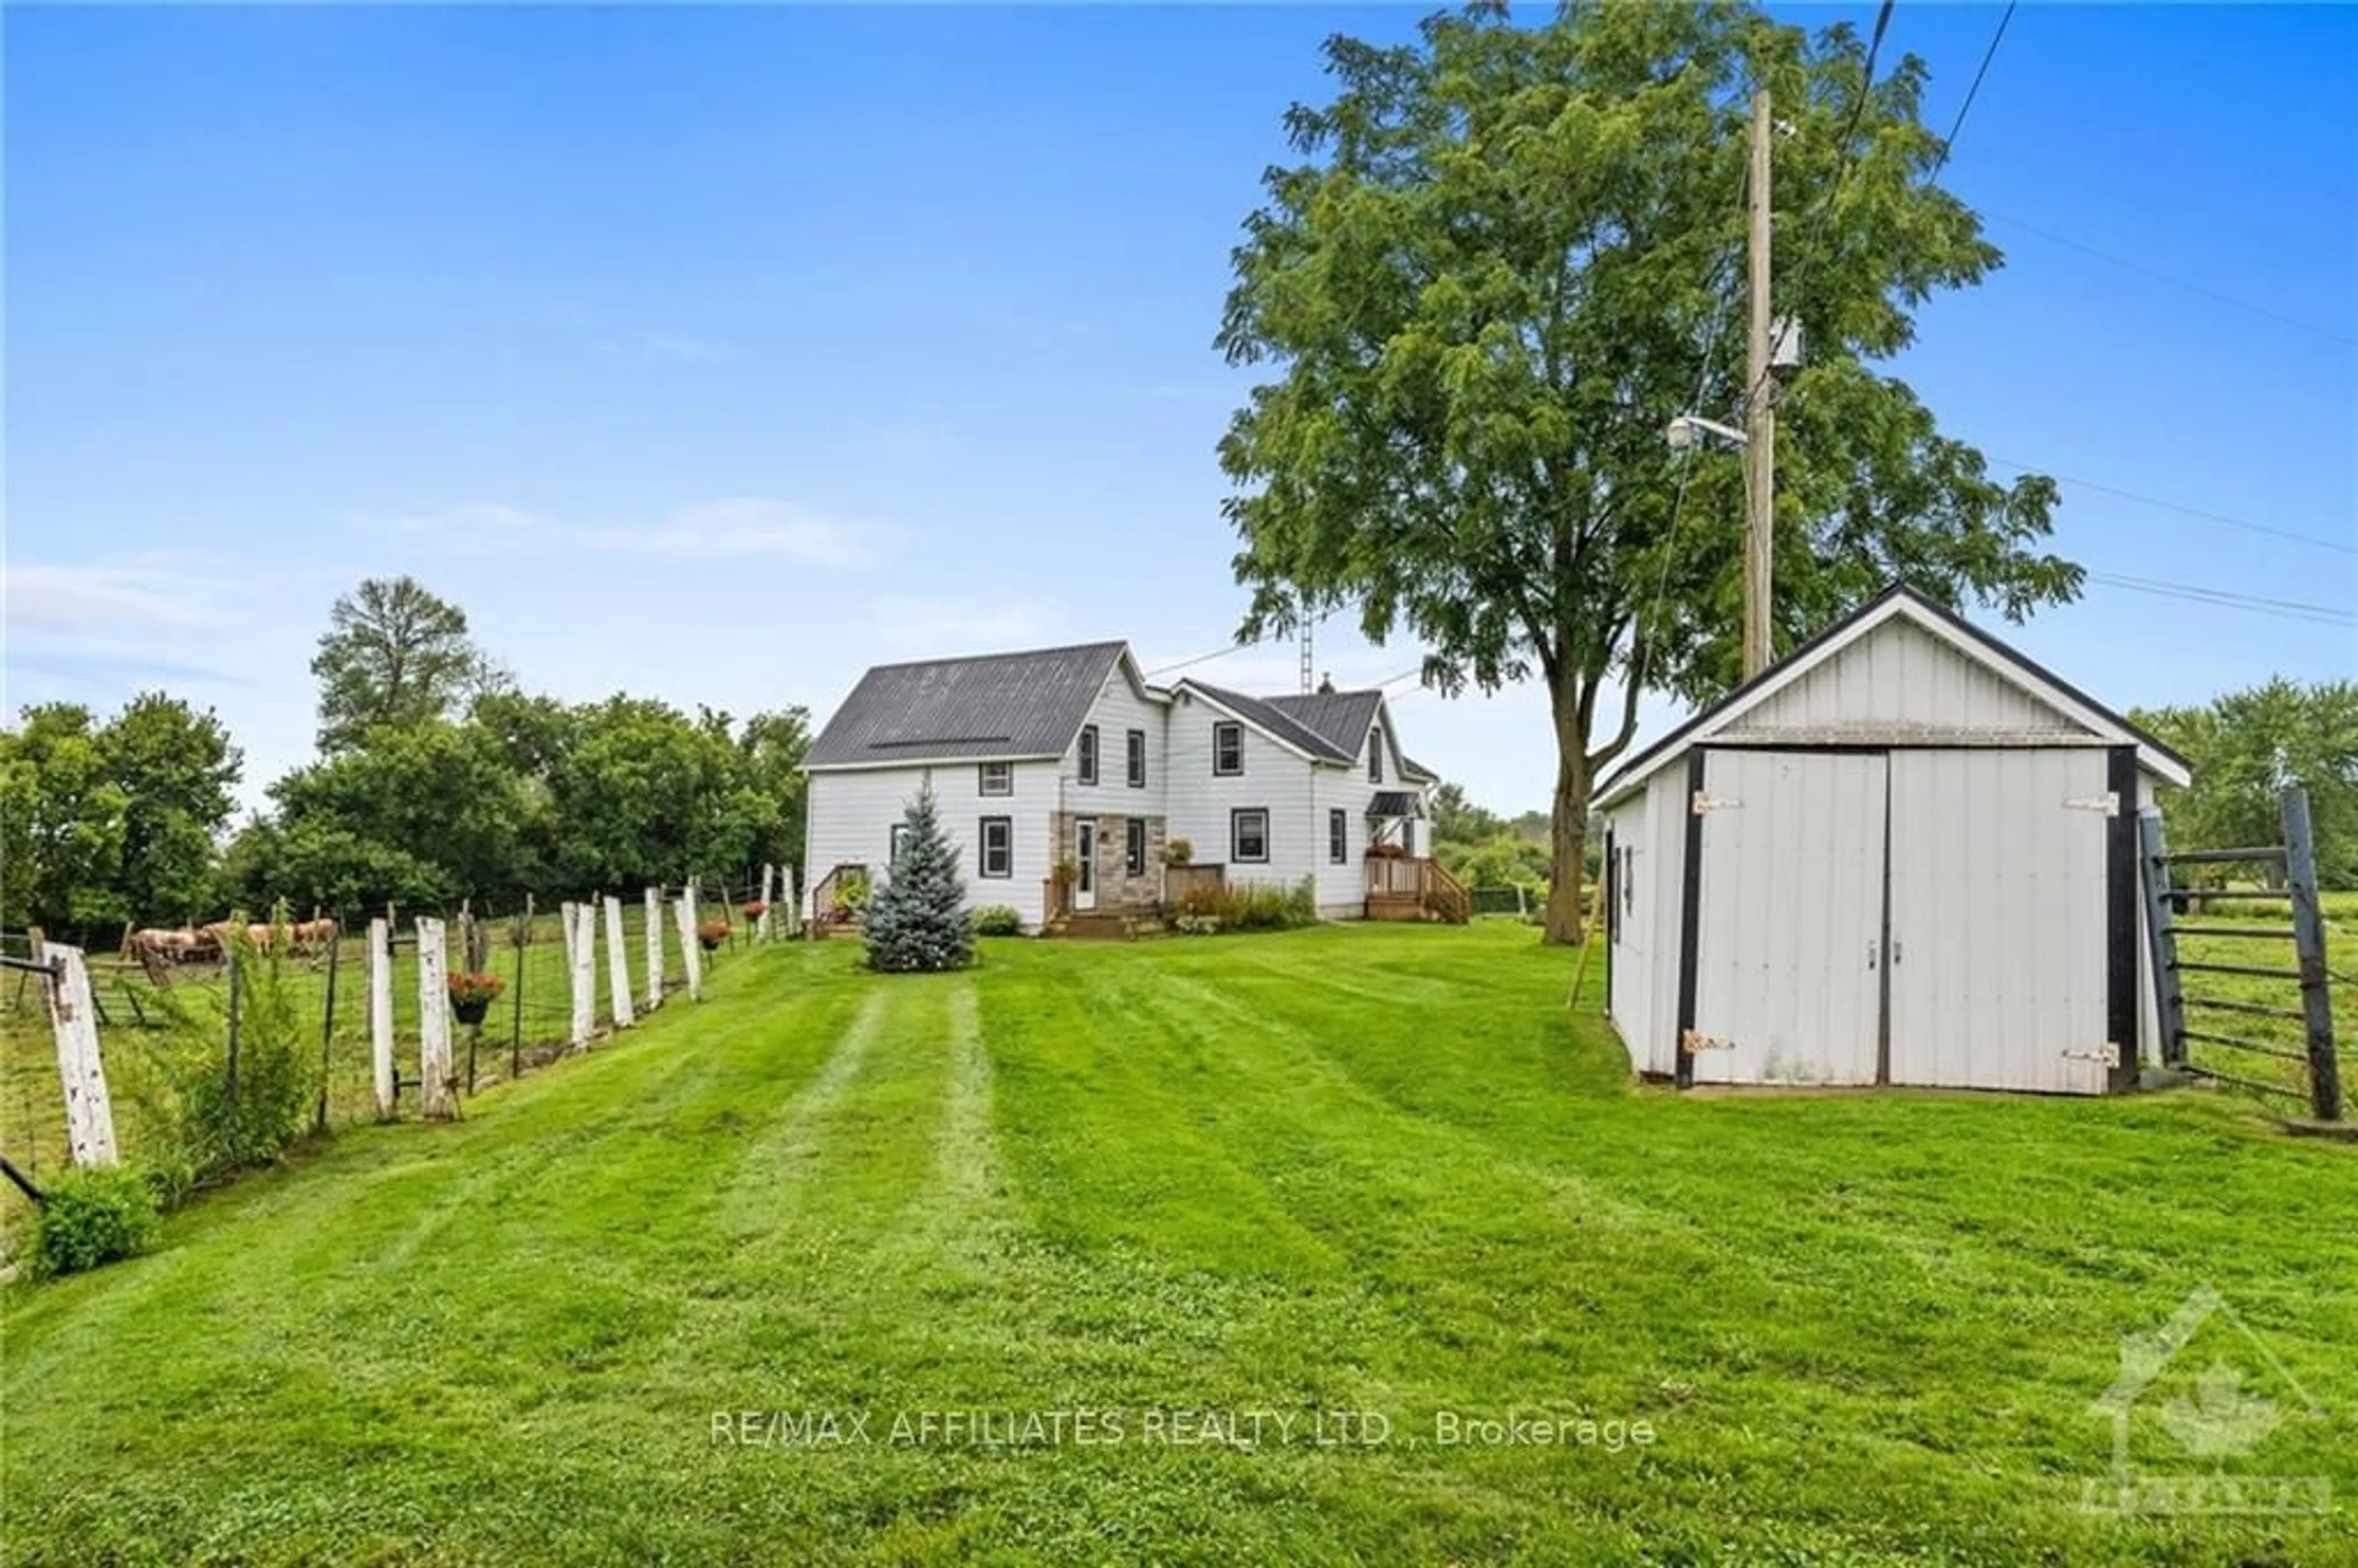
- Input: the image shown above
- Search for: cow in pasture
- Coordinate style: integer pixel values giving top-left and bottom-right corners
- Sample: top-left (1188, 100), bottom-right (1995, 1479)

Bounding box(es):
top-left (290, 917), bottom-right (339, 955)
top-left (125, 928), bottom-right (195, 964)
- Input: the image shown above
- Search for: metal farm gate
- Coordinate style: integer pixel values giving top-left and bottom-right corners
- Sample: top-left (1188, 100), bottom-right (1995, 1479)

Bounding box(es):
top-left (2140, 785), bottom-right (2344, 1125)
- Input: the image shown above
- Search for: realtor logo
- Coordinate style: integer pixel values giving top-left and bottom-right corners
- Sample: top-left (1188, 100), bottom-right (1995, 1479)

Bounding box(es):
top-left (2082, 1284), bottom-right (2331, 1515)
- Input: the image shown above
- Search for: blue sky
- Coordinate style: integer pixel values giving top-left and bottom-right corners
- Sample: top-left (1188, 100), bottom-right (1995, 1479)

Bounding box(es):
top-left (7, 4), bottom-right (2352, 817)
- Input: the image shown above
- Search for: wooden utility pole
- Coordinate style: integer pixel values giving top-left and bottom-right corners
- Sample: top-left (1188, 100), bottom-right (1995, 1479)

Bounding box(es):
top-left (1742, 87), bottom-right (1776, 680)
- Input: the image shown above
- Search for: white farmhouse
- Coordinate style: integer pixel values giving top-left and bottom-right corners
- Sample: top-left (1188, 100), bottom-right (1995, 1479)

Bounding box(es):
top-left (801, 640), bottom-right (1461, 933)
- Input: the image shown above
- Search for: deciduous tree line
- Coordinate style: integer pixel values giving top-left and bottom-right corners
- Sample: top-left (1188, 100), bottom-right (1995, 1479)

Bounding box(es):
top-left (3, 575), bottom-right (811, 938)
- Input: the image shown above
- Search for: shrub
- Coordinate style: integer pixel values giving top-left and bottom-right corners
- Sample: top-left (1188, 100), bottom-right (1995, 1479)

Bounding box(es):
top-left (28, 1165), bottom-right (161, 1279)
top-left (1163, 837), bottom-right (1194, 867)
top-left (835, 873), bottom-right (872, 914)
top-left (1174, 913), bottom-right (1221, 936)
top-left (169, 923), bottom-right (317, 1174)
top-left (1171, 876), bottom-right (1315, 933)
top-left (970, 905), bottom-right (1024, 936)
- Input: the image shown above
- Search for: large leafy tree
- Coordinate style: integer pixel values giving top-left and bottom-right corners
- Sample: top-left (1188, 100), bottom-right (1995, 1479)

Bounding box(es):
top-left (263, 720), bottom-right (532, 909)
top-left (2134, 680), bottom-right (2358, 890)
top-left (1217, 2), bottom-right (2077, 941)
top-left (310, 575), bottom-right (500, 753)
top-left (0, 705), bottom-right (130, 933)
top-left (95, 692), bottom-right (243, 923)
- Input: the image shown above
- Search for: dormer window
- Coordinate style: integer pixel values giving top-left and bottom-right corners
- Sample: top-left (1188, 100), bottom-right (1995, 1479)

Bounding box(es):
top-left (1368, 729), bottom-right (1384, 783)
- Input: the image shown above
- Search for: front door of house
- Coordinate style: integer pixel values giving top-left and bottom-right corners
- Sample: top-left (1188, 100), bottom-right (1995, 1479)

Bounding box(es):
top-left (1073, 821), bottom-right (1097, 912)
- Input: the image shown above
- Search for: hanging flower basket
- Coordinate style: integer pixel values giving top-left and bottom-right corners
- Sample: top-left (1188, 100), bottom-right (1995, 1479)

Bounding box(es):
top-left (448, 969), bottom-right (504, 1025)
top-left (697, 919), bottom-right (730, 952)
top-left (741, 899), bottom-right (767, 925)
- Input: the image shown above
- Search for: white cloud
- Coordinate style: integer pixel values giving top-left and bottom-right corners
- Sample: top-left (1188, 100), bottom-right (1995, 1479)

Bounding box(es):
top-left (375, 497), bottom-right (889, 569)
top-left (2, 560), bottom-right (229, 639)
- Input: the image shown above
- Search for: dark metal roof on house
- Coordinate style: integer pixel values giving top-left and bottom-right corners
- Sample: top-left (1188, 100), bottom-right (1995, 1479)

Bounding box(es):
top-left (1367, 790), bottom-right (1423, 818)
top-left (807, 640), bottom-right (1128, 768)
top-left (1185, 681), bottom-right (1356, 763)
top-left (1264, 690), bottom-right (1385, 761)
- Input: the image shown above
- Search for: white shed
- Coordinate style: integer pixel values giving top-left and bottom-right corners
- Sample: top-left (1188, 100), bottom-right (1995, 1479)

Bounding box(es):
top-left (1596, 584), bottom-right (2192, 1095)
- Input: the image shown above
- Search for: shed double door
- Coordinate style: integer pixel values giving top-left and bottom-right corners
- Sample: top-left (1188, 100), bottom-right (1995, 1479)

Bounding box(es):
top-left (1688, 747), bottom-right (2111, 1093)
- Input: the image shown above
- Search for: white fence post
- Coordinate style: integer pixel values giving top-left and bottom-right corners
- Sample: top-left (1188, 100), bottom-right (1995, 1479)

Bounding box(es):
top-left (569, 901), bottom-right (598, 1048)
top-left (34, 939), bottom-right (119, 1168)
top-left (757, 864), bottom-right (775, 942)
top-left (604, 896), bottom-right (635, 1030)
top-left (675, 882), bottom-right (703, 1002)
top-left (644, 886), bottom-right (665, 1012)
top-left (416, 917), bottom-right (454, 1120)
top-left (782, 863), bottom-right (800, 937)
top-left (560, 899), bottom-right (579, 971)
top-left (369, 917), bottom-right (395, 1120)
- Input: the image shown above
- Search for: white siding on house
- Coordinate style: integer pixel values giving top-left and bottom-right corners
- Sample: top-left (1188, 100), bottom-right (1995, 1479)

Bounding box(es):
top-left (1311, 764), bottom-right (1368, 918)
top-left (1719, 616), bottom-right (2096, 745)
top-left (804, 759), bottom-right (1060, 929)
top-left (1055, 667), bottom-right (1170, 814)
top-left (1167, 692), bottom-right (1321, 896)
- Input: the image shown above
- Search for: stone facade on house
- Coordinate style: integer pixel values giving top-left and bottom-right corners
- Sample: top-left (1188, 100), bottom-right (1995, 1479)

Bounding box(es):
top-left (1051, 811), bottom-right (1165, 910)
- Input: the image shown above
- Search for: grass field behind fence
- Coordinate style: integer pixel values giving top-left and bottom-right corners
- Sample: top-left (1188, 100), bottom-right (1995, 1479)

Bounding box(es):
top-left (0, 894), bottom-right (757, 1237)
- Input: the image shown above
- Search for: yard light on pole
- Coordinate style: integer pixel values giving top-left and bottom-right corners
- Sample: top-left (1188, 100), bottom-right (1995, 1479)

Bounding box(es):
top-left (1665, 413), bottom-right (1748, 452)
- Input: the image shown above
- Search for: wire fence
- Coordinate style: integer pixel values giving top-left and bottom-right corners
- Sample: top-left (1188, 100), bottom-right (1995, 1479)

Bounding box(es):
top-left (0, 876), bottom-right (788, 1233)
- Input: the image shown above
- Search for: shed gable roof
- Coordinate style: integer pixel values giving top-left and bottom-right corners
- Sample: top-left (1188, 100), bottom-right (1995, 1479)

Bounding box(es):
top-left (1596, 584), bottom-right (2192, 807)
top-left (807, 640), bottom-right (1130, 768)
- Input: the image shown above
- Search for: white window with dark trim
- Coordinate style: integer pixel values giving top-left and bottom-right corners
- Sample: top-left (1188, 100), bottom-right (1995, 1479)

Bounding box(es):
top-left (1213, 721), bottom-right (1243, 776)
top-left (1368, 729), bottom-right (1384, 783)
top-left (1328, 809), bottom-right (1347, 864)
top-left (978, 761), bottom-right (1012, 796)
top-left (1126, 728), bottom-right (1147, 788)
top-left (1078, 725), bottom-right (1100, 785)
top-left (1124, 818), bottom-right (1147, 877)
top-left (1232, 807), bottom-right (1269, 863)
top-left (979, 817), bottom-right (1012, 879)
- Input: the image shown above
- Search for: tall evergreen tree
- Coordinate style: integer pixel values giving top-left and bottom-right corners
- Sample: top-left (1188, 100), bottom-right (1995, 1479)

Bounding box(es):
top-left (862, 788), bottom-right (973, 973)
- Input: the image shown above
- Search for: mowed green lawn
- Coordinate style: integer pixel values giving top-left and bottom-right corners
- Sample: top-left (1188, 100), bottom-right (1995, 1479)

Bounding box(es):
top-left (4, 925), bottom-right (2354, 1566)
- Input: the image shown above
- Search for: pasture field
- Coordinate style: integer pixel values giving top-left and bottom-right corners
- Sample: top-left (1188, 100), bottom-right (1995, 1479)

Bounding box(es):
top-left (3, 923), bottom-right (2356, 1565)
top-left (0, 899), bottom-right (750, 1235)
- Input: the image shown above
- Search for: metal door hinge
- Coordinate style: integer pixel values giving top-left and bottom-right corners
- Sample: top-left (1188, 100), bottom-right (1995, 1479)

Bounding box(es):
top-left (1681, 1030), bottom-right (1736, 1054)
top-left (1692, 793), bottom-right (1743, 815)
top-left (2061, 1043), bottom-right (2122, 1066)
top-left (2064, 793), bottom-right (2120, 817)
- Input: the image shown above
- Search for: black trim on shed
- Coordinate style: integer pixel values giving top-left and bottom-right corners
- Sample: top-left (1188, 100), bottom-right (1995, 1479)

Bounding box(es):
top-left (2106, 745), bottom-right (2140, 1093)
top-left (1673, 750), bottom-right (1706, 1090)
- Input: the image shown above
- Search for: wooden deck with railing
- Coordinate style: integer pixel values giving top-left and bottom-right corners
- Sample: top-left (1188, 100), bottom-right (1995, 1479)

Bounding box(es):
top-left (1364, 854), bottom-right (1471, 924)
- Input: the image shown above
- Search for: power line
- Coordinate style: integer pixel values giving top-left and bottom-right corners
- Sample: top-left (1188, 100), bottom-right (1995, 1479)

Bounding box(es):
top-left (1979, 211), bottom-right (2354, 346)
top-left (2084, 571), bottom-right (2353, 627)
top-left (1931, 0), bottom-right (2017, 177)
top-left (1989, 456), bottom-right (2356, 556)
top-left (1143, 638), bottom-right (1266, 679)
